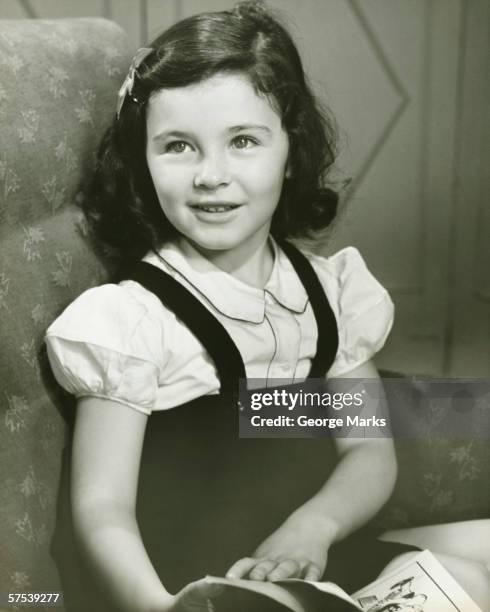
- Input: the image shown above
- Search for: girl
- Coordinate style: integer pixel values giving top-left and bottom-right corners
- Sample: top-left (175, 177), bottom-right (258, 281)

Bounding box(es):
top-left (45, 2), bottom-right (489, 611)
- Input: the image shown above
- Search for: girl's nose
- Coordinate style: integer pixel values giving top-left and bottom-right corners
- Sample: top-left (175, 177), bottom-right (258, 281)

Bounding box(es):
top-left (193, 154), bottom-right (230, 189)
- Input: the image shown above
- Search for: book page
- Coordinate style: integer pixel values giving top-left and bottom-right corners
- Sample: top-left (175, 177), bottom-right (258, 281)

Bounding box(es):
top-left (198, 576), bottom-right (306, 612)
top-left (351, 550), bottom-right (482, 612)
top-left (276, 578), bottom-right (361, 610)
top-left (194, 575), bottom-right (361, 611)
top-left (184, 550), bottom-right (482, 611)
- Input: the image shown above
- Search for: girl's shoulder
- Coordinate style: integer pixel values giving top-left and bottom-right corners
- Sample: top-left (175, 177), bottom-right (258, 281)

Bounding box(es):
top-left (45, 279), bottom-right (172, 364)
top-left (44, 281), bottom-right (173, 415)
top-left (299, 245), bottom-right (394, 376)
top-left (302, 245), bottom-right (392, 309)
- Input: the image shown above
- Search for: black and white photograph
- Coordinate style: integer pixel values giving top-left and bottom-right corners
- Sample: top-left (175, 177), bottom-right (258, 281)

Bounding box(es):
top-left (0, 1), bottom-right (489, 611)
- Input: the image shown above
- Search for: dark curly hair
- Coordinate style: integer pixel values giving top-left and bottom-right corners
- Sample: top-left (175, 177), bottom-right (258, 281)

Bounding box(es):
top-left (85, 0), bottom-right (339, 262)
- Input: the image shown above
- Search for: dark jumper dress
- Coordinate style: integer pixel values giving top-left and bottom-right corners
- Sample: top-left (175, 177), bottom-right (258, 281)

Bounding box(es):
top-left (52, 240), bottom-right (418, 611)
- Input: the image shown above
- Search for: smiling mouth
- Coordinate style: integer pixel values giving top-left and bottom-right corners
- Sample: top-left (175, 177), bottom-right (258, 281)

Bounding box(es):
top-left (189, 203), bottom-right (242, 213)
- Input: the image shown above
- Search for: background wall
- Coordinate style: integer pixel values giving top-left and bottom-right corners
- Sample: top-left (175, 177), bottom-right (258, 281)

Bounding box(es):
top-left (2, 0), bottom-right (489, 377)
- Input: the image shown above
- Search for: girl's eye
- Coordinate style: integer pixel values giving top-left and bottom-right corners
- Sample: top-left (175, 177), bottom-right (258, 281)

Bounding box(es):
top-left (165, 141), bottom-right (190, 154)
top-left (232, 135), bottom-right (258, 149)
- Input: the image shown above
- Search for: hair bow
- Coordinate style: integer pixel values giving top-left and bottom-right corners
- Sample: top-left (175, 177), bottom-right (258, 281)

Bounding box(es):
top-left (116, 47), bottom-right (154, 118)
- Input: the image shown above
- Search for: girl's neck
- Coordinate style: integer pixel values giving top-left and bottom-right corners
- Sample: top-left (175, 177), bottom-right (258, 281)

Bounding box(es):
top-left (178, 235), bottom-right (274, 290)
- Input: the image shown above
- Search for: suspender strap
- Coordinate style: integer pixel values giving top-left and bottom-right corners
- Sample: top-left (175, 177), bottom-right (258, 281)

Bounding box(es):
top-left (276, 239), bottom-right (339, 378)
top-left (117, 261), bottom-right (246, 398)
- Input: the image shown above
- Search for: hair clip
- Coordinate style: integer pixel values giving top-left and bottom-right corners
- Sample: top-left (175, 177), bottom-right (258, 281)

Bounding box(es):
top-left (116, 47), bottom-right (154, 118)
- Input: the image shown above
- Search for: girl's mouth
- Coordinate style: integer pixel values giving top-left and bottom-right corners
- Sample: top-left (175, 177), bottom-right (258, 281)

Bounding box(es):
top-left (190, 203), bottom-right (241, 213)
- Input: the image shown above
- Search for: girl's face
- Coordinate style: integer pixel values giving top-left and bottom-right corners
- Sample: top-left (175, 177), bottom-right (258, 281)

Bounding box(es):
top-left (146, 72), bottom-right (290, 258)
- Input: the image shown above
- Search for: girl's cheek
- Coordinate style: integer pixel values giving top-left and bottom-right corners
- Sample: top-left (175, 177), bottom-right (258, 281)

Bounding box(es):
top-left (150, 163), bottom-right (193, 187)
top-left (248, 165), bottom-right (287, 190)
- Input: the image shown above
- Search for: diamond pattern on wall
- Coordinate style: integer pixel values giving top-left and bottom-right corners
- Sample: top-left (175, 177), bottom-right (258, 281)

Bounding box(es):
top-left (287, 0), bottom-right (409, 196)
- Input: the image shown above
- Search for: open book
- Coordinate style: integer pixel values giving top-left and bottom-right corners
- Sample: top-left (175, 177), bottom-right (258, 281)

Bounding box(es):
top-left (188, 550), bottom-right (482, 611)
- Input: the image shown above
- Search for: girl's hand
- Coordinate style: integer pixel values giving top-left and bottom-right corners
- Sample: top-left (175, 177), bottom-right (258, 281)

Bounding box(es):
top-left (156, 580), bottom-right (223, 611)
top-left (225, 508), bottom-right (336, 582)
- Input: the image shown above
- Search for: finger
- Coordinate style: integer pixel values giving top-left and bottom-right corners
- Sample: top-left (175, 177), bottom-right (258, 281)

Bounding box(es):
top-left (248, 559), bottom-right (278, 581)
top-left (304, 562), bottom-right (322, 581)
top-left (266, 559), bottom-right (301, 581)
top-left (226, 557), bottom-right (259, 579)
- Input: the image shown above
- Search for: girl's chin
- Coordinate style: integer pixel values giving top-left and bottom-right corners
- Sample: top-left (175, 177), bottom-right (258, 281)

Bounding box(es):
top-left (177, 222), bottom-right (272, 257)
top-left (178, 227), bottom-right (243, 249)
top-left (188, 236), bottom-right (244, 253)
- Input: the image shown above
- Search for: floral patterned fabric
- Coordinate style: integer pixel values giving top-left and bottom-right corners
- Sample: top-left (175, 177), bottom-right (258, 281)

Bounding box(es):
top-left (0, 18), bottom-right (132, 604)
top-left (378, 374), bottom-right (489, 529)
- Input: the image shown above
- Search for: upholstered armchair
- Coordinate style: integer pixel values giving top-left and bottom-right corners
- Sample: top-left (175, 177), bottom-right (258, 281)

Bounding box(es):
top-left (0, 16), bottom-right (487, 608)
top-left (0, 17), bottom-right (131, 600)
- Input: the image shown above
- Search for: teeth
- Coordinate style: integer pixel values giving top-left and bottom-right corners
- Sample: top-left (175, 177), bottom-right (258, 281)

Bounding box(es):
top-left (197, 205), bottom-right (235, 213)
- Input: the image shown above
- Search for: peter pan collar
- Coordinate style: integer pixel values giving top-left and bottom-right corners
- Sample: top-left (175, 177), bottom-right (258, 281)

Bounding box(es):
top-left (143, 237), bottom-right (309, 323)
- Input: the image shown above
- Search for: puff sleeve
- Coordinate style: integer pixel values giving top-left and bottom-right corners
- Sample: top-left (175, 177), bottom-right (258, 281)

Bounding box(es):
top-left (45, 284), bottom-right (166, 415)
top-left (310, 247), bottom-right (394, 377)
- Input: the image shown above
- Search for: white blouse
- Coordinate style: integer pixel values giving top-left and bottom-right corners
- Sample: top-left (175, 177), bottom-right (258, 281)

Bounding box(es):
top-left (45, 239), bottom-right (394, 415)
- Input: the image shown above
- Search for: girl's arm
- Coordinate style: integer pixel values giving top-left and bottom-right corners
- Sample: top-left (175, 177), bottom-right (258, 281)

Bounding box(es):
top-left (300, 359), bottom-right (397, 541)
top-left (226, 359), bottom-right (397, 582)
top-left (71, 397), bottom-right (221, 612)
